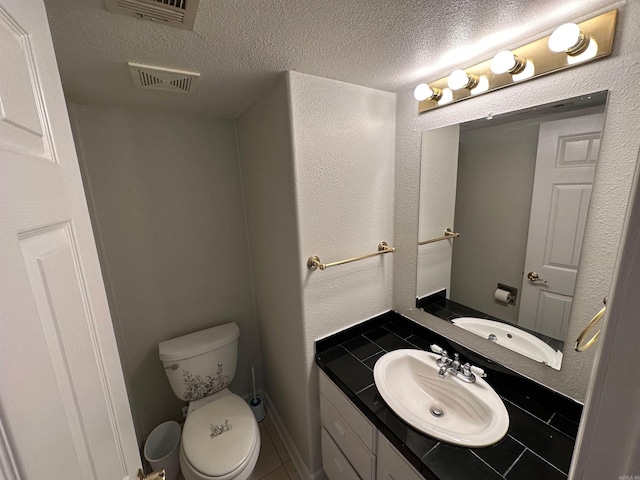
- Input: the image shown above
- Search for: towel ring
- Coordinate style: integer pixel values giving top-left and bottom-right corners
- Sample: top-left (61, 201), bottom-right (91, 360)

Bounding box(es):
top-left (575, 297), bottom-right (608, 352)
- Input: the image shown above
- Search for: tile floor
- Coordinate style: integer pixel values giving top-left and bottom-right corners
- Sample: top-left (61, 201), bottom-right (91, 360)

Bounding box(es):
top-left (176, 411), bottom-right (300, 480)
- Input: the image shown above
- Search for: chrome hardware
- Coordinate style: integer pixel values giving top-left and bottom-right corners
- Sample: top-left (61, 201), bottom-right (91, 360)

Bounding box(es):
top-left (497, 283), bottom-right (518, 305)
top-left (450, 353), bottom-right (461, 371)
top-left (456, 363), bottom-right (487, 383)
top-left (138, 468), bottom-right (165, 480)
top-left (488, 333), bottom-right (498, 342)
top-left (527, 271), bottom-right (547, 284)
top-left (432, 348), bottom-right (487, 384)
top-left (430, 344), bottom-right (451, 367)
top-left (430, 406), bottom-right (444, 417)
top-left (164, 363), bottom-right (179, 370)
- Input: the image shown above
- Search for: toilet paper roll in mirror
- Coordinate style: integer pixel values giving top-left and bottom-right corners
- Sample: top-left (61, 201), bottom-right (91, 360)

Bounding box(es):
top-left (494, 288), bottom-right (512, 304)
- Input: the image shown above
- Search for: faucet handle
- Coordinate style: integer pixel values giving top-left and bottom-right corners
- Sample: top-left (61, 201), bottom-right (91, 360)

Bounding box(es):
top-left (430, 344), bottom-right (451, 366)
top-left (470, 366), bottom-right (486, 378)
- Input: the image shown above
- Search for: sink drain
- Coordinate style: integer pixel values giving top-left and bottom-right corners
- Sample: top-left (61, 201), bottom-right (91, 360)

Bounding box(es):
top-left (430, 406), bottom-right (444, 418)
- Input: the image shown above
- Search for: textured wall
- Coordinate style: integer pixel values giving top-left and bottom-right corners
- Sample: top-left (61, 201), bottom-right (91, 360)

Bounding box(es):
top-left (451, 122), bottom-right (539, 324)
top-left (416, 125), bottom-right (459, 299)
top-left (393, 1), bottom-right (640, 402)
top-left (238, 72), bottom-right (395, 476)
top-left (69, 104), bottom-right (262, 443)
top-left (45, 0), bottom-right (624, 118)
top-left (236, 74), bottom-right (311, 475)
top-left (289, 71), bottom-right (396, 474)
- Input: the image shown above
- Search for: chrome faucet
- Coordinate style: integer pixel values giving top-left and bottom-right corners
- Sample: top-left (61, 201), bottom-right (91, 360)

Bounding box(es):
top-left (430, 344), bottom-right (487, 383)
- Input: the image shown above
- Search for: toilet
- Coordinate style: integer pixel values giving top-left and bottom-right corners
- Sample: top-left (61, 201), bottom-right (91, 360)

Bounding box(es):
top-left (159, 322), bottom-right (260, 480)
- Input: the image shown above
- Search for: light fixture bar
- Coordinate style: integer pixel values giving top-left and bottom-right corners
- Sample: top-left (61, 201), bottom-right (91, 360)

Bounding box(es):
top-left (417, 9), bottom-right (617, 113)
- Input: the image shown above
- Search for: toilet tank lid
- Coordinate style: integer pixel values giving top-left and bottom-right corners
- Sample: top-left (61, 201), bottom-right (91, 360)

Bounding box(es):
top-left (159, 322), bottom-right (240, 362)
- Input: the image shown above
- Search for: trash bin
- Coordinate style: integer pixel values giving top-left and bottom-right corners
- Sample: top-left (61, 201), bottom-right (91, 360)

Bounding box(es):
top-left (144, 421), bottom-right (181, 480)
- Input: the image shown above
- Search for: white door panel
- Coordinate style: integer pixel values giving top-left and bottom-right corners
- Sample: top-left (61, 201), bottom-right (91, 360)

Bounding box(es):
top-left (0, 1), bottom-right (140, 479)
top-left (519, 113), bottom-right (603, 339)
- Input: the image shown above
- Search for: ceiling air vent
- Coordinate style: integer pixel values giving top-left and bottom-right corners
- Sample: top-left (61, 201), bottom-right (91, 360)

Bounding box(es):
top-left (128, 62), bottom-right (200, 94)
top-left (104, 0), bottom-right (200, 31)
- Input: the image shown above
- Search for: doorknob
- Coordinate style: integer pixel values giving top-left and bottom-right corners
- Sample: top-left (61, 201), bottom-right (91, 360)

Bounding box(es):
top-left (138, 468), bottom-right (165, 480)
top-left (527, 271), bottom-right (547, 283)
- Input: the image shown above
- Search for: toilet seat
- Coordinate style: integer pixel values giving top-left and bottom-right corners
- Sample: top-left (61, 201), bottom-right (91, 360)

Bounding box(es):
top-left (181, 393), bottom-right (259, 479)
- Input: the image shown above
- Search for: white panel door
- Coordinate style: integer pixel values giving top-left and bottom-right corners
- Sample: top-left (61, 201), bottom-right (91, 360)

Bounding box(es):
top-left (0, 1), bottom-right (140, 479)
top-left (518, 113), bottom-right (603, 340)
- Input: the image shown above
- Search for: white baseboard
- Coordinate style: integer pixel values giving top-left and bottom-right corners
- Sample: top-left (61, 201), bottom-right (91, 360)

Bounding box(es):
top-left (262, 391), bottom-right (327, 480)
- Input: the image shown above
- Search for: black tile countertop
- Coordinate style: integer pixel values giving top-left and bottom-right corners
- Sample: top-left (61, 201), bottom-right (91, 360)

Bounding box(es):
top-left (315, 311), bottom-right (582, 480)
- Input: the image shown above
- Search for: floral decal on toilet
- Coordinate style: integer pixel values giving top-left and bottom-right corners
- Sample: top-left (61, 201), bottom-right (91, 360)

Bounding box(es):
top-left (182, 363), bottom-right (230, 401)
top-left (209, 419), bottom-right (232, 438)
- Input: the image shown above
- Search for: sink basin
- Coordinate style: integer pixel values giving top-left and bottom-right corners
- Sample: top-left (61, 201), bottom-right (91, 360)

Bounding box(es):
top-left (373, 349), bottom-right (508, 447)
top-left (451, 317), bottom-right (563, 370)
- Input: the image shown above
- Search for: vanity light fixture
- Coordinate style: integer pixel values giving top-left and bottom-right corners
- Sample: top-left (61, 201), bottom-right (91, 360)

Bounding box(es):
top-left (490, 50), bottom-right (527, 75)
top-left (414, 83), bottom-right (443, 101)
top-left (548, 23), bottom-right (590, 55)
top-left (438, 88), bottom-right (454, 105)
top-left (414, 9), bottom-right (617, 113)
top-left (566, 39), bottom-right (599, 64)
top-left (448, 70), bottom-right (479, 91)
top-left (470, 76), bottom-right (489, 95)
top-left (512, 61), bottom-right (535, 81)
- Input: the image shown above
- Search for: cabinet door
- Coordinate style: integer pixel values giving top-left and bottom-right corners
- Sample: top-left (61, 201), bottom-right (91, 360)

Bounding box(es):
top-left (322, 428), bottom-right (362, 480)
top-left (320, 371), bottom-right (377, 451)
top-left (321, 395), bottom-right (375, 479)
top-left (377, 436), bottom-right (423, 480)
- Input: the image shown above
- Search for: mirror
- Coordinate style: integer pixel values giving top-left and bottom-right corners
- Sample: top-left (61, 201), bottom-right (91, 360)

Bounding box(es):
top-left (415, 91), bottom-right (608, 370)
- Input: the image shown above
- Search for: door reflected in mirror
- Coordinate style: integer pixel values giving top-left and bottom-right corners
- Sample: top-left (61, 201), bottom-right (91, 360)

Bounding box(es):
top-left (416, 91), bottom-right (608, 370)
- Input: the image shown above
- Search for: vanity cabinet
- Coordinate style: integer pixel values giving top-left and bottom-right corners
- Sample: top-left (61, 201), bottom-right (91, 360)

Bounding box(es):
top-left (319, 372), bottom-right (377, 480)
top-left (376, 436), bottom-right (423, 480)
top-left (320, 372), bottom-right (423, 480)
top-left (316, 312), bottom-right (581, 480)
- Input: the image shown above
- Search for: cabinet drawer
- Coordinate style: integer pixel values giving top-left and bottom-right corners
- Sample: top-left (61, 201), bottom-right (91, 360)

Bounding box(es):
top-left (322, 428), bottom-right (361, 480)
top-left (321, 395), bottom-right (375, 480)
top-left (319, 371), bottom-right (376, 451)
top-left (376, 435), bottom-right (423, 480)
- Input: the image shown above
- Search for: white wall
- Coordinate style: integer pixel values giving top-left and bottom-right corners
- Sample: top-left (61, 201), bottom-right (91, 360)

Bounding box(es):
top-left (393, 1), bottom-right (640, 402)
top-left (69, 104), bottom-right (262, 442)
top-left (570, 149), bottom-right (640, 479)
top-left (450, 122), bottom-right (539, 323)
top-left (290, 71), bottom-right (396, 474)
top-left (238, 71), bottom-right (396, 477)
top-left (416, 125), bottom-right (459, 299)
top-left (236, 74), bottom-right (310, 474)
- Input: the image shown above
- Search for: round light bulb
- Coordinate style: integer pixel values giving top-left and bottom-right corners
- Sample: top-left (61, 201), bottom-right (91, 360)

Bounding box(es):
top-left (567, 38), bottom-right (598, 64)
top-left (470, 76), bottom-right (489, 95)
top-left (414, 83), bottom-right (432, 101)
top-left (549, 23), bottom-right (582, 52)
top-left (512, 60), bottom-right (535, 81)
top-left (448, 70), bottom-right (471, 90)
top-left (490, 51), bottom-right (518, 74)
top-left (437, 88), bottom-right (453, 106)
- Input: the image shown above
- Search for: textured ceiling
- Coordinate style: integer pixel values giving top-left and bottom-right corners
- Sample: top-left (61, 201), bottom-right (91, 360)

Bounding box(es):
top-left (43, 0), bottom-right (623, 118)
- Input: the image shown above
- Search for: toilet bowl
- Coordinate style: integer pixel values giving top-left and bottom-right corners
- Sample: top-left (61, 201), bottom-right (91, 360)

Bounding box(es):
top-left (159, 323), bottom-right (260, 480)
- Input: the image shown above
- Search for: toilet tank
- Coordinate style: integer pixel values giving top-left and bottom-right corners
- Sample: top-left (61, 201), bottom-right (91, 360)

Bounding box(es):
top-left (159, 322), bottom-right (240, 402)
